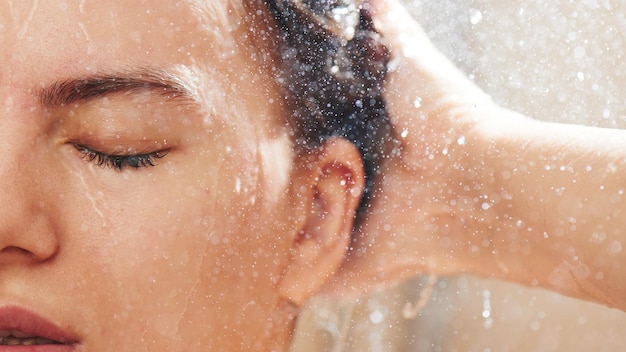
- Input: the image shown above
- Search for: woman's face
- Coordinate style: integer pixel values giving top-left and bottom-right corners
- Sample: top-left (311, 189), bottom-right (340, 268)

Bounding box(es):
top-left (0, 1), bottom-right (315, 350)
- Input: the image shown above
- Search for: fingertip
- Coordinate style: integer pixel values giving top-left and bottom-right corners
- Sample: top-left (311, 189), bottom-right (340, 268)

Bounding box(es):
top-left (367, 0), bottom-right (419, 42)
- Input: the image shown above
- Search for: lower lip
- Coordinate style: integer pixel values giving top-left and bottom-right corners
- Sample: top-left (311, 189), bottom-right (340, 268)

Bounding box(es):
top-left (0, 346), bottom-right (77, 352)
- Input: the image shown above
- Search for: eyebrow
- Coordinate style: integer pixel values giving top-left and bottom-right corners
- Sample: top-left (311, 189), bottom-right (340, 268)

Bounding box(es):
top-left (38, 68), bottom-right (199, 108)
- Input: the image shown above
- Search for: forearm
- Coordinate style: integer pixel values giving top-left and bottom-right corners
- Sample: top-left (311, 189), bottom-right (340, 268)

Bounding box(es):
top-left (470, 107), bottom-right (626, 309)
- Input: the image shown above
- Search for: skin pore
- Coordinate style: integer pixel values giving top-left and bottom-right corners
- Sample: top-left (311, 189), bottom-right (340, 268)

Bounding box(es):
top-left (0, 0), bottom-right (366, 350)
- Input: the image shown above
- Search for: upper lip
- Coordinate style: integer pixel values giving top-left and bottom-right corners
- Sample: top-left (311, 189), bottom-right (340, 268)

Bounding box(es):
top-left (0, 306), bottom-right (78, 344)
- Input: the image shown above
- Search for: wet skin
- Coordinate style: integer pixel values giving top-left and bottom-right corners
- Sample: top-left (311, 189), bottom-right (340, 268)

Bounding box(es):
top-left (0, 1), bottom-right (334, 350)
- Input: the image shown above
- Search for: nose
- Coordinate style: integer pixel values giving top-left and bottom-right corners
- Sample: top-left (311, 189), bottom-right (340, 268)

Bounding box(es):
top-left (0, 198), bottom-right (60, 264)
top-left (0, 110), bottom-right (59, 266)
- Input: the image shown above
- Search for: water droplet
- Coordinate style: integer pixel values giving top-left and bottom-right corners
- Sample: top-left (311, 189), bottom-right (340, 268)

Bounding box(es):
top-left (470, 9), bottom-right (484, 25)
top-left (567, 31), bottom-right (577, 41)
top-left (235, 178), bottom-right (241, 193)
top-left (457, 136), bottom-right (466, 145)
top-left (413, 97), bottom-right (422, 108)
top-left (608, 240), bottom-right (623, 255)
top-left (573, 263), bottom-right (590, 279)
top-left (530, 320), bottom-right (541, 331)
top-left (482, 289), bottom-right (493, 329)
top-left (369, 310), bottom-right (384, 324)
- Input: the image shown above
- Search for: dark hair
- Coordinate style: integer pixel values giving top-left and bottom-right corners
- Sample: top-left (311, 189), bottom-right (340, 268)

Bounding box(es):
top-left (263, 0), bottom-right (396, 212)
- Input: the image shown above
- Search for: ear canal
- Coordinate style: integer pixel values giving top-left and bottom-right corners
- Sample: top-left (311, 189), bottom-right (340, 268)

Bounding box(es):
top-left (278, 138), bottom-right (365, 306)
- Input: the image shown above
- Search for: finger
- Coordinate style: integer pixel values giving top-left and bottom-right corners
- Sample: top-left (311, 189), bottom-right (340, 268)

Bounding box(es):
top-left (369, 0), bottom-right (490, 108)
top-left (369, 0), bottom-right (453, 72)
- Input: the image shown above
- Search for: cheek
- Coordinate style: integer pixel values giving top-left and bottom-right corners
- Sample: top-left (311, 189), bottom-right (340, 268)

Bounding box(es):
top-left (50, 136), bottom-right (295, 346)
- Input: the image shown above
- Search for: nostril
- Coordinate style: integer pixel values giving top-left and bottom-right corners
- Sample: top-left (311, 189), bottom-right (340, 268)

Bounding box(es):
top-left (0, 246), bottom-right (32, 256)
top-left (0, 245), bottom-right (56, 263)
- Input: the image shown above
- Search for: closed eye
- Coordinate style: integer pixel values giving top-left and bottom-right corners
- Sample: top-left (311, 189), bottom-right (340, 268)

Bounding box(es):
top-left (73, 143), bottom-right (170, 171)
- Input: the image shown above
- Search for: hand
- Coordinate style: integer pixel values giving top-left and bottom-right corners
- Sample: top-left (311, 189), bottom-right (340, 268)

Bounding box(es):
top-left (326, 0), bottom-right (500, 295)
top-left (324, 0), bottom-right (626, 311)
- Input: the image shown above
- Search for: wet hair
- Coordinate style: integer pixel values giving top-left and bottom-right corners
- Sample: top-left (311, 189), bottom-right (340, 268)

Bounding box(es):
top-left (262, 0), bottom-right (396, 212)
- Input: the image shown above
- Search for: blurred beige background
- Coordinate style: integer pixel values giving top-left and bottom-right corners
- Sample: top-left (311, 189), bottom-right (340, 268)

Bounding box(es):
top-left (292, 1), bottom-right (626, 351)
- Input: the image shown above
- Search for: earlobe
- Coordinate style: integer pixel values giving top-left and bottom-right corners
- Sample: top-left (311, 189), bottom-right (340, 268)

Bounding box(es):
top-left (278, 138), bottom-right (364, 306)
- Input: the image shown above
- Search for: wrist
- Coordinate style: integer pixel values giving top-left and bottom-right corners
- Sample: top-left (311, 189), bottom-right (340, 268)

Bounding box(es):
top-left (466, 106), bottom-right (561, 282)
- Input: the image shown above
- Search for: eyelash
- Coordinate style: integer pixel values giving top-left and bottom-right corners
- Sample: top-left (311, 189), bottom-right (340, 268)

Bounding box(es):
top-left (73, 144), bottom-right (169, 171)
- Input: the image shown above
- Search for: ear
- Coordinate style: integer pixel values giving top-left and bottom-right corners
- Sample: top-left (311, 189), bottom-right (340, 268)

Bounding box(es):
top-left (278, 138), bottom-right (365, 306)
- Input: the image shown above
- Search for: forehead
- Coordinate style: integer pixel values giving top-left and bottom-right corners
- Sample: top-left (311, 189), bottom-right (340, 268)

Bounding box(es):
top-left (1, 0), bottom-right (284, 130)
top-left (1, 1), bottom-right (245, 75)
